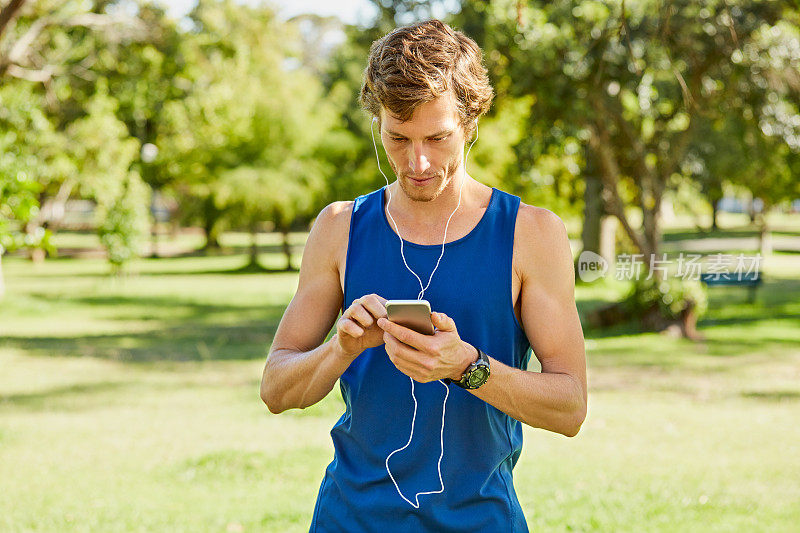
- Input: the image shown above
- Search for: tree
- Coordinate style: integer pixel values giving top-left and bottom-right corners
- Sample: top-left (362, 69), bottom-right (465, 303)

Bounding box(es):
top-left (456, 0), bottom-right (798, 335)
top-left (467, 0), bottom-right (789, 263)
top-left (0, 148), bottom-right (45, 299)
top-left (66, 80), bottom-right (150, 273)
top-left (0, 80), bottom-right (60, 297)
top-left (216, 164), bottom-right (322, 270)
top-left (0, 0), bottom-right (154, 274)
top-left (70, 2), bottom-right (186, 257)
top-left (159, 0), bottom-right (334, 254)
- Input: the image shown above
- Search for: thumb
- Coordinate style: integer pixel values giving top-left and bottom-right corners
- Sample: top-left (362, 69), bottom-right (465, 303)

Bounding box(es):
top-left (431, 312), bottom-right (456, 332)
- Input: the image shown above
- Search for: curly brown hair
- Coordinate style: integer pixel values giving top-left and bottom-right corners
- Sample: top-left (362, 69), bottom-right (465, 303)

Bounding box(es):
top-left (359, 19), bottom-right (494, 139)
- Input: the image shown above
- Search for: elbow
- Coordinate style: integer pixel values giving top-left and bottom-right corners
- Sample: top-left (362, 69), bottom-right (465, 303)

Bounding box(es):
top-left (563, 404), bottom-right (587, 438)
top-left (260, 381), bottom-right (287, 415)
top-left (261, 356), bottom-right (292, 414)
top-left (262, 395), bottom-right (286, 415)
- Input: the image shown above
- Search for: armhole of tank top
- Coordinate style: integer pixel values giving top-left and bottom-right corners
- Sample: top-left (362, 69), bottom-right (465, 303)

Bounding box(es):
top-left (341, 195), bottom-right (362, 312)
top-left (506, 196), bottom-right (527, 341)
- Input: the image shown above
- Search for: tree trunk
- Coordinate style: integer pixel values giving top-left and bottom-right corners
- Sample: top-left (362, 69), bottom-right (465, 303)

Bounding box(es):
top-left (150, 223), bottom-right (159, 258)
top-left (711, 198), bottom-right (719, 230)
top-left (29, 247), bottom-right (45, 263)
top-left (640, 171), bottom-right (662, 257)
top-left (0, 0), bottom-right (27, 41)
top-left (281, 229), bottom-right (293, 271)
top-left (599, 216), bottom-right (618, 269)
top-left (758, 212), bottom-right (772, 256)
top-left (641, 201), bottom-right (661, 280)
top-left (201, 195), bottom-right (222, 251)
top-left (249, 226), bottom-right (259, 266)
top-left (581, 173), bottom-right (603, 256)
top-left (588, 121), bottom-right (649, 256)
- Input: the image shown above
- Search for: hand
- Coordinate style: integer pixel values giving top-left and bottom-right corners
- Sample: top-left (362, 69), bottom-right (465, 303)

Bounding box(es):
top-left (335, 294), bottom-right (388, 360)
top-left (377, 312), bottom-right (476, 383)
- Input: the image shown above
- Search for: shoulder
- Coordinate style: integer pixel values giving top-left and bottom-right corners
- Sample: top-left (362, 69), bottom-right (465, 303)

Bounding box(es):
top-left (513, 202), bottom-right (573, 284)
top-left (514, 202), bottom-right (569, 248)
top-left (315, 200), bottom-right (354, 229)
top-left (304, 201), bottom-right (354, 270)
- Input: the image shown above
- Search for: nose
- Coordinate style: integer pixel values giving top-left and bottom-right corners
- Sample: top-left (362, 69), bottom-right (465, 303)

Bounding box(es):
top-left (408, 143), bottom-right (431, 175)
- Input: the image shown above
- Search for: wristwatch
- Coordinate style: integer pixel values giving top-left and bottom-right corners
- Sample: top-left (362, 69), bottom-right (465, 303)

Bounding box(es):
top-left (446, 346), bottom-right (491, 389)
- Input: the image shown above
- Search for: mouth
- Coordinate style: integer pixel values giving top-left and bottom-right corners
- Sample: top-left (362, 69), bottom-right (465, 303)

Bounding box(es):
top-left (406, 175), bottom-right (435, 186)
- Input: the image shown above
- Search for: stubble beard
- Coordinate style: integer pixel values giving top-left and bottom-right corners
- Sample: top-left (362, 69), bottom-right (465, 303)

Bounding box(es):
top-left (389, 152), bottom-right (464, 204)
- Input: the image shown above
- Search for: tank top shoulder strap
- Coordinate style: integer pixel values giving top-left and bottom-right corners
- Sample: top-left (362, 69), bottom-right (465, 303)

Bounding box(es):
top-left (480, 187), bottom-right (521, 259)
top-left (349, 186), bottom-right (384, 231)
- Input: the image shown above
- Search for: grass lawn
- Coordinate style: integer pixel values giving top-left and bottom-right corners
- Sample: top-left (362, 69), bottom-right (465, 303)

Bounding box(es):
top-left (1, 233), bottom-right (799, 532)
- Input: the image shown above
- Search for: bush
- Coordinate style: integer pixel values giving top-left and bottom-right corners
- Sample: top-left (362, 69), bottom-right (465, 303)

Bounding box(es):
top-left (623, 276), bottom-right (708, 321)
top-left (96, 171), bottom-right (151, 273)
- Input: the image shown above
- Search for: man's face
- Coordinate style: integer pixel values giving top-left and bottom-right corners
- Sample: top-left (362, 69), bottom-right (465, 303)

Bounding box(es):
top-left (379, 91), bottom-right (467, 203)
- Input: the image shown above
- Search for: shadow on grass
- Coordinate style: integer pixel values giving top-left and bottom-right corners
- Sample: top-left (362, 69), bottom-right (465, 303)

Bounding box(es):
top-left (661, 226), bottom-right (800, 241)
top-left (227, 261), bottom-right (298, 274)
top-left (0, 381), bottom-right (133, 410)
top-left (13, 255), bottom-right (303, 277)
top-left (1, 293), bottom-right (295, 363)
top-left (23, 292), bottom-right (279, 316)
top-left (662, 228), bottom-right (760, 241)
top-left (2, 321), bottom-right (282, 362)
top-left (740, 390), bottom-right (800, 402)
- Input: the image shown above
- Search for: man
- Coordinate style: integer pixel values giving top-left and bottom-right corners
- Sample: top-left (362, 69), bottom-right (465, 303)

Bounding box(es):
top-left (261, 19), bottom-right (587, 532)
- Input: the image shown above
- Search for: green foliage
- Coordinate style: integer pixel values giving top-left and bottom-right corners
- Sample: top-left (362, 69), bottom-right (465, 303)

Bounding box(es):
top-left (67, 81), bottom-right (149, 271)
top-left (624, 276), bottom-right (708, 320)
top-left (158, 0), bottom-right (334, 241)
top-left (0, 82), bottom-right (64, 257)
top-left (216, 164), bottom-right (322, 231)
top-left (97, 171), bottom-right (151, 271)
top-left (0, 165), bottom-right (44, 256)
top-left (456, 0), bottom-right (795, 259)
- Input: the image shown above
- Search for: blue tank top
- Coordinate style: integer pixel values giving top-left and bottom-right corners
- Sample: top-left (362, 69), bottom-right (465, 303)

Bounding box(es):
top-left (310, 186), bottom-right (532, 532)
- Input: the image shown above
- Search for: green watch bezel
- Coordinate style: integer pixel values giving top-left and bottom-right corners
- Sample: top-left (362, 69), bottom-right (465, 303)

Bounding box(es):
top-left (452, 347), bottom-right (490, 389)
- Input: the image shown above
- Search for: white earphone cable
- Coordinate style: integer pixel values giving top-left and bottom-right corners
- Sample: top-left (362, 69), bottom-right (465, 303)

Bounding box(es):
top-left (370, 117), bottom-right (478, 300)
top-left (370, 116), bottom-right (479, 508)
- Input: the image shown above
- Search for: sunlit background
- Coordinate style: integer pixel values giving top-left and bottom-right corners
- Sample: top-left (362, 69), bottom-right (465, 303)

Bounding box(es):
top-left (1, 1), bottom-right (798, 531)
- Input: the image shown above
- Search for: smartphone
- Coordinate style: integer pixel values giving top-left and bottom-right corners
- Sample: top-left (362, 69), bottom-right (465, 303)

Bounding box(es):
top-left (385, 300), bottom-right (435, 335)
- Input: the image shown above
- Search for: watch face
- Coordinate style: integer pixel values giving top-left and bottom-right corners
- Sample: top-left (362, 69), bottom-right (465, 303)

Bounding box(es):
top-left (468, 366), bottom-right (489, 387)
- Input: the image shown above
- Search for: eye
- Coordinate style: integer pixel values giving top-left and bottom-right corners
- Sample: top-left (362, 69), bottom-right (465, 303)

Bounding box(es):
top-left (390, 136), bottom-right (406, 142)
top-left (430, 135), bottom-right (448, 142)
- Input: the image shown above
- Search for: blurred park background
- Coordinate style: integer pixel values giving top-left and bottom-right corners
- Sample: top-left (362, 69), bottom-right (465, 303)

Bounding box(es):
top-left (1, 0), bottom-right (799, 531)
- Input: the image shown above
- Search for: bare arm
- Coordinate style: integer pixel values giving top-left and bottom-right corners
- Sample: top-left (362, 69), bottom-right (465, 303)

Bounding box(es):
top-left (260, 202), bottom-right (389, 414)
top-left (377, 206), bottom-right (587, 436)
top-left (468, 206), bottom-right (587, 436)
top-left (260, 202), bottom-right (349, 413)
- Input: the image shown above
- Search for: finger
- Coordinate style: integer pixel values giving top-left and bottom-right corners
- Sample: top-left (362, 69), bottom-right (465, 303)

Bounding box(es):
top-left (377, 317), bottom-right (428, 350)
top-left (431, 312), bottom-right (456, 332)
top-left (362, 294), bottom-right (388, 319)
top-left (384, 332), bottom-right (433, 372)
top-left (392, 360), bottom-right (427, 382)
top-left (339, 317), bottom-right (364, 338)
top-left (348, 305), bottom-right (374, 328)
top-left (387, 353), bottom-right (434, 383)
